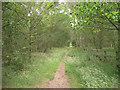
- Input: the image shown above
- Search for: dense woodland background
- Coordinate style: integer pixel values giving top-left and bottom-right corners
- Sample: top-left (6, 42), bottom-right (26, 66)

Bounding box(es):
top-left (2, 2), bottom-right (120, 88)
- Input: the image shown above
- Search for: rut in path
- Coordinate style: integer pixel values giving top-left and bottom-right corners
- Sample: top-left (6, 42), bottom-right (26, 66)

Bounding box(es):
top-left (36, 52), bottom-right (70, 88)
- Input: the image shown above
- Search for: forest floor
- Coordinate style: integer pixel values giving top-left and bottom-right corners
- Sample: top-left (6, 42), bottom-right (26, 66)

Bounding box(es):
top-left (3, 47), bottom-right (118, 88)
top-left (65, 48), bottom-right (118, 88)
top-left (36, 52), bottom-right (71, 88)
top-left (3, 48), bottom-right (67, 88)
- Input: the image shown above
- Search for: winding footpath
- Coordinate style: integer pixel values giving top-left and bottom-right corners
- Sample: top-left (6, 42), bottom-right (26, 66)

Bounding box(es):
top-left (36, 52), bottom-right (70, 88)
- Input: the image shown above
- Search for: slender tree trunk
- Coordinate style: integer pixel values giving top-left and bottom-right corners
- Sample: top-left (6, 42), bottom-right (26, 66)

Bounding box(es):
top-left (29, 22), bottom-right (32, 62)
top-left (117, 2), bottom-right (120, 87)
top-left (28, 5), bottom-right (32, 63)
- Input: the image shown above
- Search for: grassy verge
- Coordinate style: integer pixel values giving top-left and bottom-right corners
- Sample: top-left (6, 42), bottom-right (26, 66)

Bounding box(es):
top-left (2, 48), bottom-right (67, 88)
top-left (65, 48), bottom-right (118, 88)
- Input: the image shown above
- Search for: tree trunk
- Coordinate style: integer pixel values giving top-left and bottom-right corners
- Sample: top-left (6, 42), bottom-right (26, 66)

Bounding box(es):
top-left (117, 3), bottom-right (120, 86)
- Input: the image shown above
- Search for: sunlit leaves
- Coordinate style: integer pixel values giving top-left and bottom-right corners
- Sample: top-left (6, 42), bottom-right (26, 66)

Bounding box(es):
top-left (70, 2), bottom-right (119, 33)
top-left (93, 29), bottom-right (101, 34)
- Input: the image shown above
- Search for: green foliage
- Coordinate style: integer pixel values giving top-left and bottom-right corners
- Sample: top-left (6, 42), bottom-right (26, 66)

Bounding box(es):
top-left (2, 48), bottom-right (67, 88)
top-left (65, 48), bottom-right (118, 88)
top-left (2, 2), bottom-right (119, 88)
top-left (2, 2), bottom-right (72, 68)
top-left (69, 2), bottom-right (118, 49)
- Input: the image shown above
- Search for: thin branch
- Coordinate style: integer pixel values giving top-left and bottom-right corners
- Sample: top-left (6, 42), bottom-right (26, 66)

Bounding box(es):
top-left (104, 15), bottom-right (119, 31)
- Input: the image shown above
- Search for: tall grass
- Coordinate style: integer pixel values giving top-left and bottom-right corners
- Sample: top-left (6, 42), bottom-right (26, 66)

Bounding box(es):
top-left (65, 48), bottom-right (118, 88)
top-left (2, 48), bottom-right (67, 88)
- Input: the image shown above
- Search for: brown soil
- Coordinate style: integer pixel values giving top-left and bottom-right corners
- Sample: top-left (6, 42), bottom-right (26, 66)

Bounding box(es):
top-left (35, 52), bottom-right (71, 88)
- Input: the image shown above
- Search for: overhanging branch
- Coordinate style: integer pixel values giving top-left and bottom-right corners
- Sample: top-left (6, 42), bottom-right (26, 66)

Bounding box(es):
top-left (104, 15), bottom-right (119, 31)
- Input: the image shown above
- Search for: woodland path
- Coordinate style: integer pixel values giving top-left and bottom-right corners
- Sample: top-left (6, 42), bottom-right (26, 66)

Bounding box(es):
top-left (36, 52), bottom-right (71, 88)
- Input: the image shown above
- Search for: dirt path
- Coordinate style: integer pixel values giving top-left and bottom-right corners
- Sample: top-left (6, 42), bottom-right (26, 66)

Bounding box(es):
top-left (36, 52), bottom-right (70, 88)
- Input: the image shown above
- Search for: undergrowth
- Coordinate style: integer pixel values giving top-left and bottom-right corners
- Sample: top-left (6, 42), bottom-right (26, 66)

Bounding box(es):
top-left (2, 48), bottom-right (67, 88)
top-left (65, 48), bottom-right (118, 88)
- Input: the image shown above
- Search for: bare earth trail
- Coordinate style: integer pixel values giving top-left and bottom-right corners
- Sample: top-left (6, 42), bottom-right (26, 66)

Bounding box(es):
top-left (36, 52), bottom-right (71, 88)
